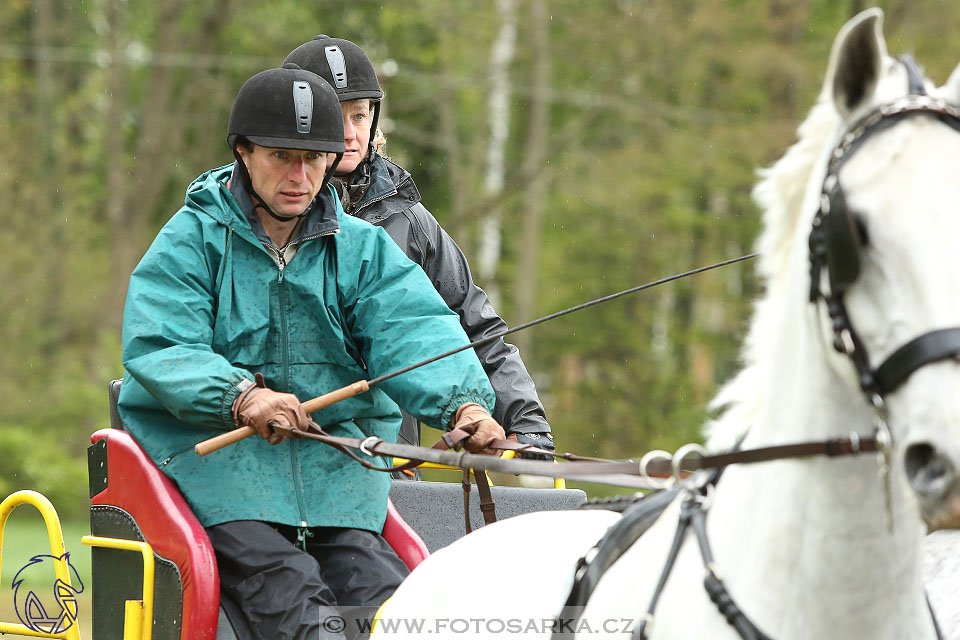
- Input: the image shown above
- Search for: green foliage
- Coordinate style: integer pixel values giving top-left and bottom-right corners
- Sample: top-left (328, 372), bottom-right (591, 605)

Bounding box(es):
top-left (2, 0), bottom-right (960, 515)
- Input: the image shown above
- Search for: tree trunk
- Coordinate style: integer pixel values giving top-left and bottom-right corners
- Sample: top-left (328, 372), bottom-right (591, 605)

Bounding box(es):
top-left (512, 0), bottom-right (550, 355)
top-left (104, 0), bottom-right (131, 329)
top-left (104, 0), bottom-right (236, 328)
top-left (476, 0), bottom-right (517, 307)
top-left (436, 7), bottom-right (469, 241)
top-left (31, 0), bottom-right (67, 358)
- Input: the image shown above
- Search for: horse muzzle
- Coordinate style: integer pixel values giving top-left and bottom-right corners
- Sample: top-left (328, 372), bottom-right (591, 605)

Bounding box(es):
top-left (904, 441), bottom-right (960, 530)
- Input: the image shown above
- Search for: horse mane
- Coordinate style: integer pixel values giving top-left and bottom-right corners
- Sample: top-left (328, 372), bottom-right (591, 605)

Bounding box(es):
top-left (705, 92), bottom-right (841, 450)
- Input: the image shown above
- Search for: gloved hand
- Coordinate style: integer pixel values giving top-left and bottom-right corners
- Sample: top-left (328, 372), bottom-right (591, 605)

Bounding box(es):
top-left (451, 403), bottom-right (505, 455)
top-left (232, 378), bottom-right (310, 445)
top-left (507, 431), bottom-right (556, 460)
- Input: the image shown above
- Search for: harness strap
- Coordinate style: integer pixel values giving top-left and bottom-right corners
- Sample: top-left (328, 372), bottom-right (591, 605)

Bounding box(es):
top-left (632, 500), bottom-right (695, 639)
top-left (355, 423), bottom-right (503, 533)
top-left (462, 469), bottom-right (473, 535)
top-left (272, 422), bottom-right (886, 486)
top-left (474, 469), bottom-right (498, 524)
top-left (689, 502), bottom-right (773, 640)
top-left (552, 488), bottom-right (680, 640)
top-left (435, 428), bottom-right (500, 533)
top-left (679, 435), bottom-right (879, 471)
top-left (458, 467), bottom-right (500, 534)
top-left (874, 328), bottom-right (960, 395)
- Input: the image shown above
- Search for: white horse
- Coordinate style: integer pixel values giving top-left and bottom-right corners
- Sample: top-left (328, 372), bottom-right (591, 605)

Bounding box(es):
top-left (375, 9), bottom-right (960, 639)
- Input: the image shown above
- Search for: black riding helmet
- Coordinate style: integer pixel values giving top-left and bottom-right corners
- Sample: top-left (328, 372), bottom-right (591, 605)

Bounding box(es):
top-left (227, 63), bottom-right (346, 220)
top-left (284, 35), bottom-right (383, 174)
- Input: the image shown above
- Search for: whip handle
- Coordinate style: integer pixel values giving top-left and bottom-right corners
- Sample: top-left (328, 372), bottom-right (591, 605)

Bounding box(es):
top-left (193, 380), bottom-right (371, 456)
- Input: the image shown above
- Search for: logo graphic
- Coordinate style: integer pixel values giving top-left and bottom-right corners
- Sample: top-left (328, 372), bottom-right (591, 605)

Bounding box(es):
top-left (12, 552), bottom-right (84, 634)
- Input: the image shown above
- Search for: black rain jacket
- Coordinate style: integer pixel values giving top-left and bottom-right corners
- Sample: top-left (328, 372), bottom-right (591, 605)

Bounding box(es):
top-left (342, 153), bottom-right (551, 450)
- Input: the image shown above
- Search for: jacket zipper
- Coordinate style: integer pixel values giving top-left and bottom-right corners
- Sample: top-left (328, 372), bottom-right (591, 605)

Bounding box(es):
top-left (353, 188), bottom-right (396, 217)
top-left (272, 229), bottom-right (340, 284)
top-left (264, 243), bottom-right (287, 283)
top-left (262, 227), bottom-right (339, 527)
top-left (276, 258), bottom-right (309, 526)
top-left (159, 446), bottom-right (193, 467)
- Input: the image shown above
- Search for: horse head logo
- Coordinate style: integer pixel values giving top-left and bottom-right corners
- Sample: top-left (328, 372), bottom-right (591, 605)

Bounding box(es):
top-left (12, 552), bottom-right (84, 634)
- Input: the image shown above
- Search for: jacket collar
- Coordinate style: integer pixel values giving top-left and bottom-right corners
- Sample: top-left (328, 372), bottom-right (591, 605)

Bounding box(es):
top-left (226, 164), bottom-right (341, 244)
top-left (350, 154), bottom-right (422, 216)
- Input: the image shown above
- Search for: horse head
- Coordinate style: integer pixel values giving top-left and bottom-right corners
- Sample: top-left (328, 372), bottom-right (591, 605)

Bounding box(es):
top-left (812, 8), bottom-right (960, 531)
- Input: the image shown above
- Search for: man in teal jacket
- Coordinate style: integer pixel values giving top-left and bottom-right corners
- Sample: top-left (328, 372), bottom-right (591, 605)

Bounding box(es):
top-left (118, 65), bottom-right (502, 639)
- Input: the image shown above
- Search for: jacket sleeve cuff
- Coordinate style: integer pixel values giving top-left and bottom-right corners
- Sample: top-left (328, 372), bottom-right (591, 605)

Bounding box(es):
top-left (440, 394), bottom-right (492, 430)
top-left (219, 375), bottom-right (255, 429)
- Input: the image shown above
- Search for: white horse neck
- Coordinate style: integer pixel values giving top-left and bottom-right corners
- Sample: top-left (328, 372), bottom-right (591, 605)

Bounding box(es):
top-left (701, 329), bottom-right (933, 638)
top-left (685, 118), bottom-right (937, 638)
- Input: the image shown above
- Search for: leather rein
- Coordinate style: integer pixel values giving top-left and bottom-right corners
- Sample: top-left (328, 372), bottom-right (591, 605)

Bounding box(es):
top-left (273, 421), bottom-right (885, 532)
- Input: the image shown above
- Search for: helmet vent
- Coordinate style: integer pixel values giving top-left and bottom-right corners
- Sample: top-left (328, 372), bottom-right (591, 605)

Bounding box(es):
top-left (324, 46), bottom-right (348, 89)
top-left (292, 81), bottom-right (313, 134)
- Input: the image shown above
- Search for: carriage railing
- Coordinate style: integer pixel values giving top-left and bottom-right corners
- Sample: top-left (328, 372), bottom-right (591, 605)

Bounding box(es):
top-left (0, 489), bottom-right (156, 640)
top-left (391, 448), bottom-right (568, 489)
top-left (80, 535), bottom-right (155, 640)
top-left (0, 490), bottom-right (83, 640)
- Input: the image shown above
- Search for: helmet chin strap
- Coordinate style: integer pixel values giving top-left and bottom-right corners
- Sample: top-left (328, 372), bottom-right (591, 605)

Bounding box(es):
top-left (320, 153), bottom-right (343, 195)
top-left (233, 148), bottom-right (344, 222)
top-left (365, 100), bottom-right (381, 167)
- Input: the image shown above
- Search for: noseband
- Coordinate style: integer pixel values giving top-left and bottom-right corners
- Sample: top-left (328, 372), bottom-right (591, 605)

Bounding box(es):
top-left (808, 58), bottom-right (960, 407)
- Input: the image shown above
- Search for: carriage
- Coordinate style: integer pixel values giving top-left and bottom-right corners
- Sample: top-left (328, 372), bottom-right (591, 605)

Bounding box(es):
top-left (0, 378), bottom-right (586, 639)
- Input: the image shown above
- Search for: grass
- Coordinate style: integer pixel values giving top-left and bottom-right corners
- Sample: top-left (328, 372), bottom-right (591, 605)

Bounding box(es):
top-left (0, 511), bottom-right (91, 639)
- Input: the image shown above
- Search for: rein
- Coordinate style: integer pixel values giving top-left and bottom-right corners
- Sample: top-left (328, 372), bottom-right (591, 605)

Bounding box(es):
top-left (270, 421), bottom-right (886, 487)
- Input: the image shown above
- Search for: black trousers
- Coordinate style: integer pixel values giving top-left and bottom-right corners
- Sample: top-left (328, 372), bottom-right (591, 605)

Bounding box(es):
top-left (207, 520), bottom-right (410, 640)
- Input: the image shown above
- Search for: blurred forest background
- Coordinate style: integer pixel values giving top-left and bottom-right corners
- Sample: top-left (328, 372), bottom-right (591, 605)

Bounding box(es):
top-left (3, 0), bottom-right (960, 519)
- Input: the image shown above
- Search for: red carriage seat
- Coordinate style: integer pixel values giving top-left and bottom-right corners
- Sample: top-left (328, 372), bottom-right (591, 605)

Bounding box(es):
top-left (89, 427), bottom-right (220, 640)
top-left (90, 381), bottom-right (430, 639)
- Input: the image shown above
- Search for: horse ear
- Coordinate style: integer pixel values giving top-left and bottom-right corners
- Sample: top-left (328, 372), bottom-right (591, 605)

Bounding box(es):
top-left (944, 61), bottom-right (960, 102)
top-left (825, 8), bottom-right (888, 119)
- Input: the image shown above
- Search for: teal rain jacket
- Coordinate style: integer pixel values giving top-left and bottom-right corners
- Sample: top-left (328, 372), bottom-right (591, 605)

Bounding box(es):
top-left (117, 164), bottom-right (495, 531)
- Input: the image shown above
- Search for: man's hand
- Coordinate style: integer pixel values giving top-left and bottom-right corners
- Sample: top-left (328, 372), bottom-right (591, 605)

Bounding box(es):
top-left (452, 403), bottom-right (505, 454)
top-left (232, 381), bottom-right (310, 445)
top-left (507, 432), bottom-right (556, 460)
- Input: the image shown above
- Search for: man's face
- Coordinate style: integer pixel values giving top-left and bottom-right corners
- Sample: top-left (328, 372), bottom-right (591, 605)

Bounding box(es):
top-left (236, 144), bottom-right (333, 217)
top-left (337, 99), bottom-right (373, 175)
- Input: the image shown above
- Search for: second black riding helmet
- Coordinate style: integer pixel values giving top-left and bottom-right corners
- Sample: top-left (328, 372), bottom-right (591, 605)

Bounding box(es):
top-left (284, 36), bottom-right (383, 165)
top-left (227, 63), bottom-right (346, 218)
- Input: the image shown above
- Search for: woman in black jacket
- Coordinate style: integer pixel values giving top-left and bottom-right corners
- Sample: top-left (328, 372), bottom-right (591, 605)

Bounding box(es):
top-left (285, 36), bottom-right (554, 468)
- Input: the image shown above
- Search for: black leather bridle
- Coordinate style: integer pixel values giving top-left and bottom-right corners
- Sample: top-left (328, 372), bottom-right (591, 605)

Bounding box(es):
top-left (808, 57), bottom-right (960, 409)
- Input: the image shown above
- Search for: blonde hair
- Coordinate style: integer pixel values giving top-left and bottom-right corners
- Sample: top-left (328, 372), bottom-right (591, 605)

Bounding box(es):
top-left (372, 126), bottom-right (387, 155)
